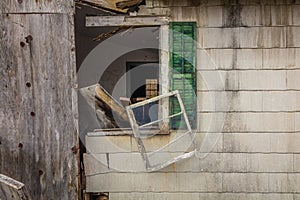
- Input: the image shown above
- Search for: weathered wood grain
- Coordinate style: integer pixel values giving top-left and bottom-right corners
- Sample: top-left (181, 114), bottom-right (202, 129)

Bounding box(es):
top-left (0, 13), bottom-right (78, 200)
top-left (0, 0), bottom-right (74, 14)
top-left (86, 16), bottom-right (169, 27)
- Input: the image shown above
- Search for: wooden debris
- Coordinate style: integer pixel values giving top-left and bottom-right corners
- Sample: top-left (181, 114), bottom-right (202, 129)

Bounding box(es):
top-left (80, 84), bottom-right (130, 128)
top-left (0, 174), bottom-right (31, 200)
top-left (116, 0), bottom-right (144, 9)
top-left (79, 0), bottom-right (128, 13)
top-left (93, 26), bottom-right (132, 41)
top-left (78, 0), bottom-right (144, 13)
top-left (94, 84), bottom-right (129, 122)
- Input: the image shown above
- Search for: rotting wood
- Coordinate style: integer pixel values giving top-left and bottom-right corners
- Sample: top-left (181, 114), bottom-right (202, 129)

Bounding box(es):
top-left (0, 174), bottom-right (31, 200)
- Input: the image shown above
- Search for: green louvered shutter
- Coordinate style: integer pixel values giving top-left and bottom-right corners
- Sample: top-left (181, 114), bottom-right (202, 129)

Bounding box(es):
top-left (169, 22), bottom-right (197, 129)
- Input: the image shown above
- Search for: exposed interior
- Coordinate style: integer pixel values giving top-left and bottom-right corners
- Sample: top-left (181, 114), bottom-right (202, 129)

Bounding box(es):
top-left (76, 4), bottom-right (161, 136)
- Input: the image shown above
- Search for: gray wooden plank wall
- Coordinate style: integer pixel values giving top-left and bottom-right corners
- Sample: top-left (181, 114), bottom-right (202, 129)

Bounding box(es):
top-left (0, 1), bottom-right (79, 199)
top-left (84, 0), bottom-right (300, 199)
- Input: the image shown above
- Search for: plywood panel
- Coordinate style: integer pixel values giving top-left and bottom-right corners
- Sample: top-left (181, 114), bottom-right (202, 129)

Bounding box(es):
top-left (0, 13), bottom-right (78, 200)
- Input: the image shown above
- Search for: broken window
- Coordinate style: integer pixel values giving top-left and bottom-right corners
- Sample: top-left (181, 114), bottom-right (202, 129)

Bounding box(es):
top-left (78, 20), bottom-right (197, 131)
top-left (126, 90), bottom-right (200, 171)
top-left (76, 3), bottom-right (200, 173)
top-left (77, 9), bottom-right (172, 132)
top-left (77, 9), bottom-right (162, 132)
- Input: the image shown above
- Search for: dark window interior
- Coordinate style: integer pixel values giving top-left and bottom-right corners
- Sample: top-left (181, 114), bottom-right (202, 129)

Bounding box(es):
top-left (126, 62), bottom-right (159, 98)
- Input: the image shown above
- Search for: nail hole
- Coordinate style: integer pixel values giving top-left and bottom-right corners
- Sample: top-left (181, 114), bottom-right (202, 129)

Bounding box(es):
top-left (30, 112), bottom-right (35, 117)
top-left (71, 146), bottom-right (78, 154)
top-left (17, 0), bottom-right (22, 4)
top-left (25, 35), bottom-right (33, 43)
top-left (20, 41), bottom-right (25, 47)
top-left (39, 170), bottom-right (44, 176)
top-left (26, 82), bottom-right (31, 88)
top-left (18, 143), bottom-right (23, 149)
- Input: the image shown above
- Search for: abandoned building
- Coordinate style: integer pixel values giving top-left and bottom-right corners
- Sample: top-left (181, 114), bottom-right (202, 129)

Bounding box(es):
top-left (1, 0), bottom-right (300, 199)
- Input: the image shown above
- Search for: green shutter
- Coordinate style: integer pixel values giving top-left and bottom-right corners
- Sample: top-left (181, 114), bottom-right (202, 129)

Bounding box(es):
top-left (169, 22), bottom-right (197, 129)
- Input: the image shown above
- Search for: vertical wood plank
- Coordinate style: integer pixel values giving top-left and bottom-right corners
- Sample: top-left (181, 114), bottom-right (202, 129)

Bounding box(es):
top-left (0, 0), bottom-right (74, 14)
top-left (0, 13), bottom-right (78, 200)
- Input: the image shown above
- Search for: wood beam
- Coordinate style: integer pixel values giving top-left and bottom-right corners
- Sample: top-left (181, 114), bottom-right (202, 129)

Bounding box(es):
top-left (86, 16), bottom-right (169, 27)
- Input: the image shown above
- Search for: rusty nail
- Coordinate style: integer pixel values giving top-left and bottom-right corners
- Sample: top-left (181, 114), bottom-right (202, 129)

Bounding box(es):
top-left (30, 112), bottom-right (35, 117)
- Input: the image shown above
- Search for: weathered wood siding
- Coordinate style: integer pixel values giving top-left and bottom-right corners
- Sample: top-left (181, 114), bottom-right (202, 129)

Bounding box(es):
top-left (0, 1), bottom-right (78, 200)
top-left (0, 0), bottom-right (73, 14)
top-left (84, 0), bottom-right (300, 199)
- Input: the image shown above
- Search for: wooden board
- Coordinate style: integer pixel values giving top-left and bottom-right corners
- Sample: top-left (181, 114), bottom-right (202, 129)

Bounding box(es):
top-left (80, 84), bottom-right (130, 128)
top-left (0, 13), bottom-right (78, 200)
top-left (86, 16), bottom-right (169, 27)
top-left (0, 174), bottom-right (31, 200)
